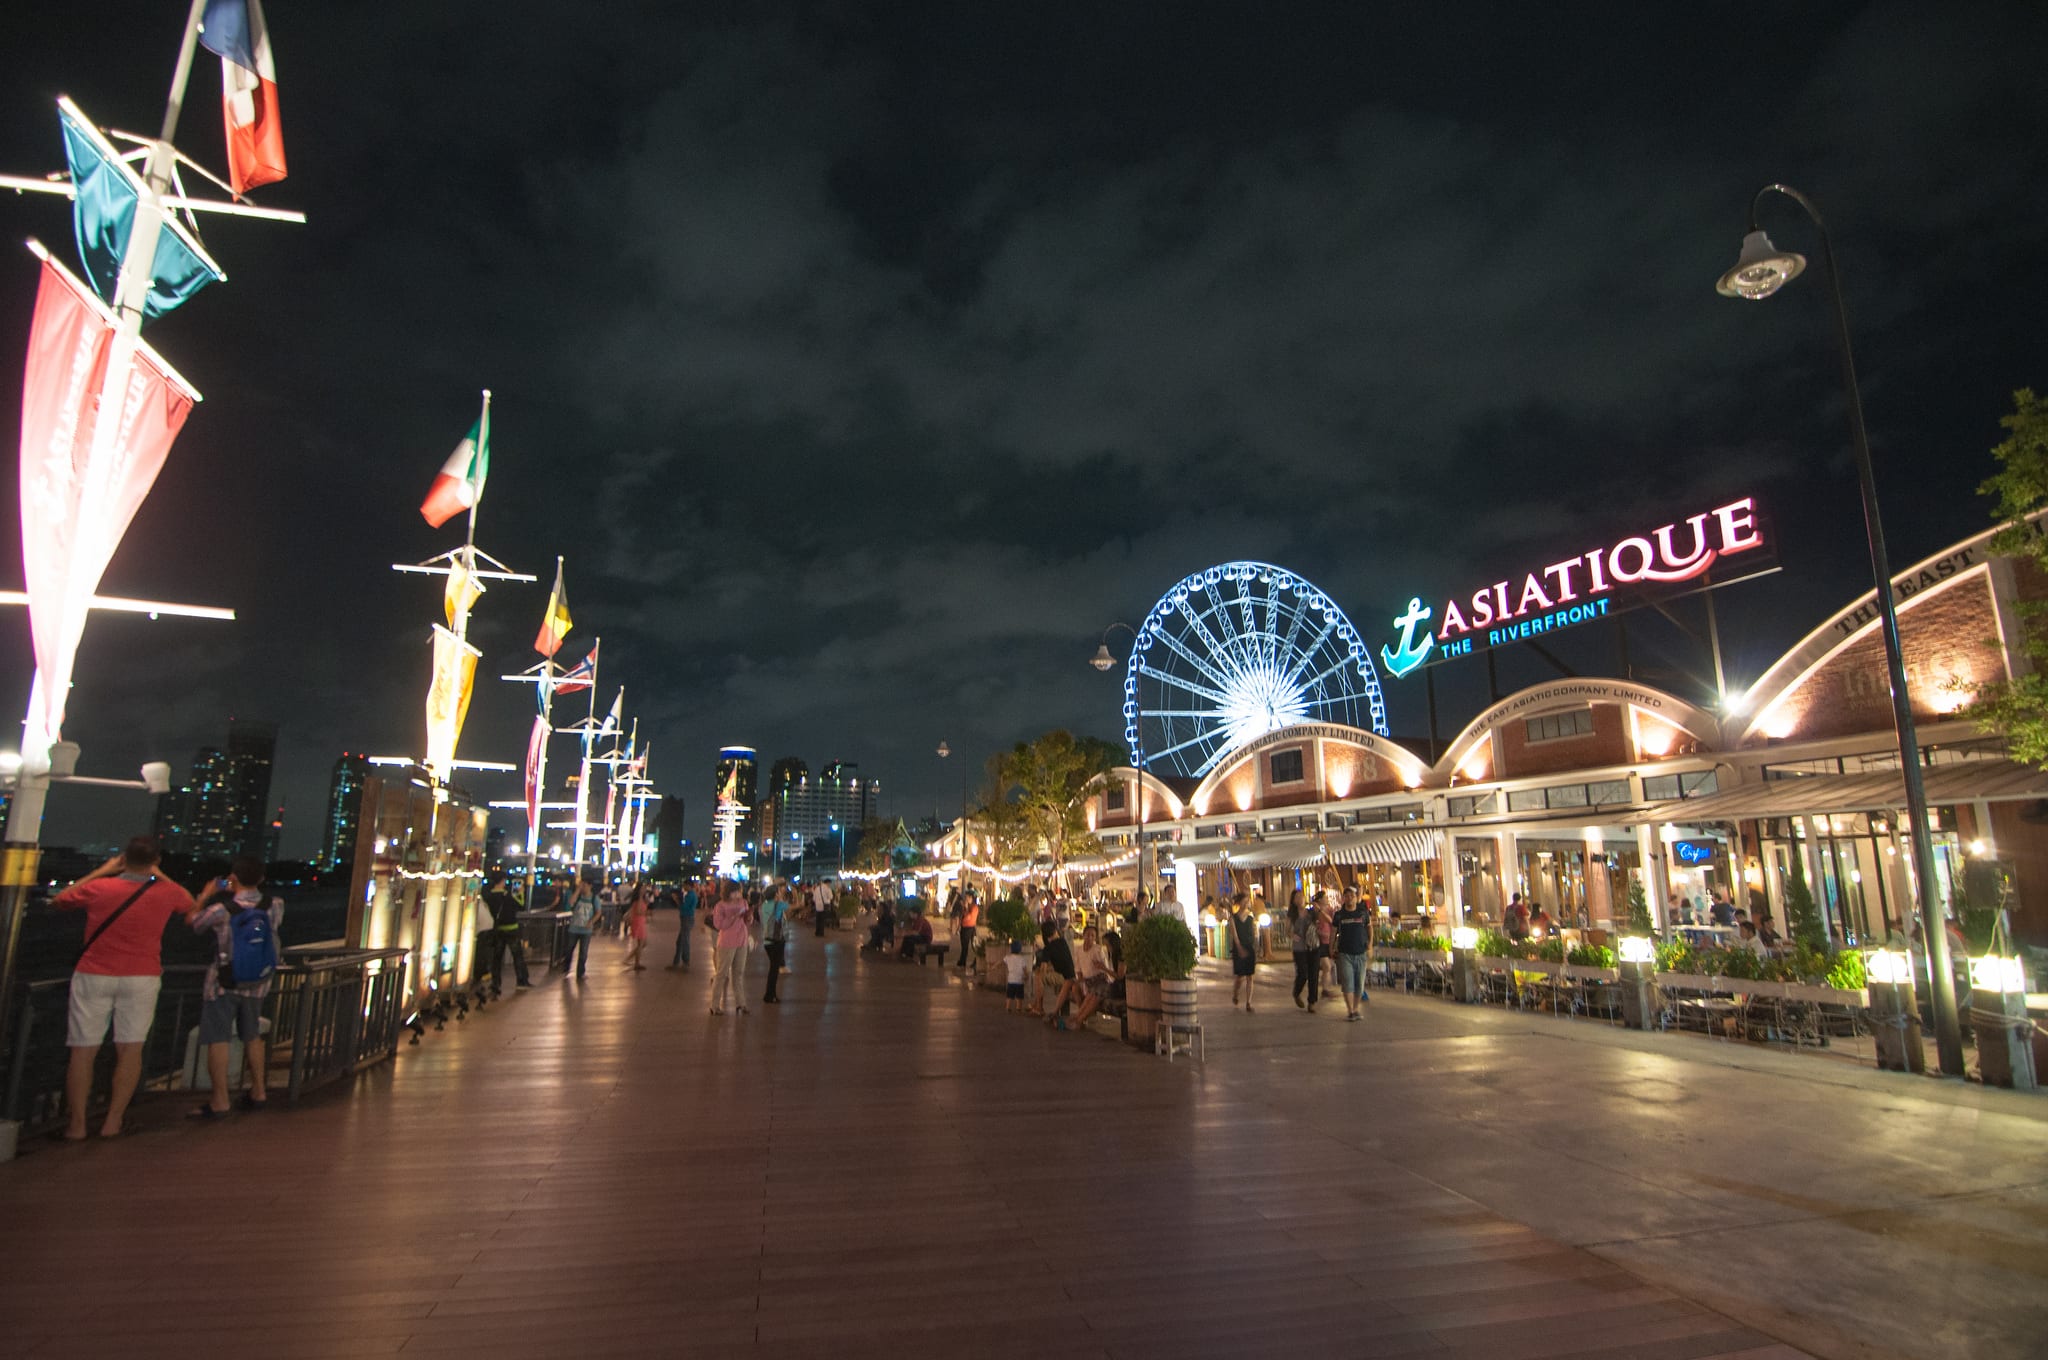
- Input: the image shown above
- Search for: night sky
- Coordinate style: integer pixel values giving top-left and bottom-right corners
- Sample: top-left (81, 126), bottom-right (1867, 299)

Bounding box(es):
top-left (3, 2), bottom-right (2044, 856)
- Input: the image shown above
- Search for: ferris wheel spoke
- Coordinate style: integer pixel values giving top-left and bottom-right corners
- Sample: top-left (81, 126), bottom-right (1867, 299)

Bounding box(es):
top-left (1148, 626), bottom-right (1237, 694)
top-left (1147, 724), bottom-right (1226, 768)
top-left (1294, 651), bottom-right (1359, 695)
top-left (1275, 594), bottom-right (1313, 670)
top-left (1136, 663), bottom-right (1229, 707)
top-left (1261, 577), bottom-right (1285, 666)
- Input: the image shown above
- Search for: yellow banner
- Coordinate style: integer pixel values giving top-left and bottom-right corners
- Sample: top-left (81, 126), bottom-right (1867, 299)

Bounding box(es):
top-left (444, 558), bottom-right (485, 629)
top-left (424, 623), bottom-right (480, 784)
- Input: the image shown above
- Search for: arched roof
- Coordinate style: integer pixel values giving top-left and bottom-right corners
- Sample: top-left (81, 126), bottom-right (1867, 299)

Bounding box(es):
top-left (1733, 521), bottom-right (2016, 745)
top-left (1436, 678), bottom-right (1722, 776)
top-left (1189, 721), bottom-right (1429, 812)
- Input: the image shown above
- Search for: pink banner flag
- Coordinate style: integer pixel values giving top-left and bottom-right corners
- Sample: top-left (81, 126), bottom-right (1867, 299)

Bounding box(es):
top-left (524, 715), bottom-right (548, 834)
top-left (19, 253), bottom-right (197, 759)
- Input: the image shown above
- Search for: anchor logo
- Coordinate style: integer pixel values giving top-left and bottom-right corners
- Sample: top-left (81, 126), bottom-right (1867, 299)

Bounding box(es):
top-left (1380, 598), bottom-right (1434, 678)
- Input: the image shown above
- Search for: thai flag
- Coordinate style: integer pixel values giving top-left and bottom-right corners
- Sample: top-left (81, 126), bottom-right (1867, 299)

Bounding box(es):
top-left (197, 0), bottom-right (286, 195)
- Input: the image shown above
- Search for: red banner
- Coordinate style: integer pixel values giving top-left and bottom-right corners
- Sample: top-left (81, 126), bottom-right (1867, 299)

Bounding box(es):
top-left (18, 254), bottom-right (197, 757)
top-left (524, 715), bottom-right (548, 836)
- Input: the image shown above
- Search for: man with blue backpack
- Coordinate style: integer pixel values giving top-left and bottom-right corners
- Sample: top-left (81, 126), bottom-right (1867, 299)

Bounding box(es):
top-left (188, 855), bottom-right (284, 1119)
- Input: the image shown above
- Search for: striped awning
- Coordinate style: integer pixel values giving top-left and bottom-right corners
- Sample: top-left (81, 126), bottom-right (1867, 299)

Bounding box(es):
top-left (1326, 827), bottom-right (1444, 866)
top-left (1223, 838), bottom-right (1320, 868)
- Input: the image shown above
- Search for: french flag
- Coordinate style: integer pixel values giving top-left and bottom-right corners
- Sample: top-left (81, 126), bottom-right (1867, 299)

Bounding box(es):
top-left (197, 0), bottom-right (286, 195)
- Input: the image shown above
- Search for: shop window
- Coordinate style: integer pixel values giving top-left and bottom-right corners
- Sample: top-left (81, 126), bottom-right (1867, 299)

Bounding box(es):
top-left (1268, 748), bottom-right (1305, 784)
top-left (1507, 788), bottom-right (1547, 812)
top-left (1644, 770), bottom-right (1718, 801)
top-left (1525, 709), bottom-right (1594, 743)
top-left (1324, 811), bottom-right (1353, 829)
top-left (1194, 824), bottom-right (1225, 840)
top-left (1263, 814), bottom-right (1313, 833)
top-left (1587, 779), bottom-right (1630, 806)
top-left (1448, 793), bottom-right (1498, 817)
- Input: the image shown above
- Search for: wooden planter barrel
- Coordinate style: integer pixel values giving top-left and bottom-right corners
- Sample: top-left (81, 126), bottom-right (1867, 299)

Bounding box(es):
top-left (1158, 978), bottom-right (1198, 1029)
top-left (1126, 979), bottom-right (1161, 1046)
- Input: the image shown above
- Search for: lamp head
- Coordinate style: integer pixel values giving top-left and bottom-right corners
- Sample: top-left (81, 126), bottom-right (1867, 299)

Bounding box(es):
top-left (1089, 643), bottom-right (1116, 672)
top-left (936, 741), bottom-right (951, 759)
top-left (1716, 229), bottom-right (1806, 299)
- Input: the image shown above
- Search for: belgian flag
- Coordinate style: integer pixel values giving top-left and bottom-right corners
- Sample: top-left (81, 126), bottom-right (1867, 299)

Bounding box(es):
top-left (534, 558), bottom-right (572, 657)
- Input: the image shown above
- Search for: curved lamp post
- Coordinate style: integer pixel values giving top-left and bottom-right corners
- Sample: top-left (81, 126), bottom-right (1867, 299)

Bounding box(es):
top-left (1092, 622), bottom-right (1150, 910)
top-left (1717, 183), bottom-right (1964, 1076)
top-left (936, 740), bottom-right (967, 896)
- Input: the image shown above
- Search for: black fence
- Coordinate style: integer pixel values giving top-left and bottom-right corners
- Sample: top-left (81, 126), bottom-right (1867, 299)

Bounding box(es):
top-left (3, 946), bottom-right (411, 1132)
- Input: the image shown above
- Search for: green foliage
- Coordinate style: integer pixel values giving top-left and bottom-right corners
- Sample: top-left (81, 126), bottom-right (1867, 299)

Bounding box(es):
top-left (1655, 938), bottom-right (1696, 973)
top-left (994, 731), bottom-right (1119, 873)
top-left (1476, 929), bottom-right (1515, 957)
top-left (1824, 950), bottom-right (1867, 991)
top-left (1377, 926), bottom-right (1448, 952)
top-left (1534, 936), bottom-right (1567, 963)
top-left (1625, 879), bottom-right (1654, 934)
top-left (1952, 886), bottom-right (2002, 954)
top-left (984, 895), bottom-right (1038, 945)
top-left (1783, 855), bottom-right (1827, 951)
top-left (1123, 913), bottom-right (1197, 981)
top-left (1567, 943), bottom-right (1616, 968)
top-left (1971, 388), bottom-right (2048, 764)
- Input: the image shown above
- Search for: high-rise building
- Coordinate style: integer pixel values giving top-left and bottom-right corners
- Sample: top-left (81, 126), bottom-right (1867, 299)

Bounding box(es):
top-left (321, 753), bottom-right (374, 872)
top-left (261, 804), bottom-right (285, 865)
top-left (716, 745), bottom-right (758, 844)
top-left (164, 745), bottom-right (234, 860)
top-left (767, 756), bottom-right (808, 799)
top-left (758, 758), bottom-right (876, 869)
top-left (224, 719), bottom-right (278, 858)
top-left (653, 795), bottom-right (687, 875)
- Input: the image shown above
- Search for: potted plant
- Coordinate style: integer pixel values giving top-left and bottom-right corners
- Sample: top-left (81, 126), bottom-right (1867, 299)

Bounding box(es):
top-left (1125, 914), bottom-right (1198, 1048)
top-left (983, 896), bottom-right (1036, 990)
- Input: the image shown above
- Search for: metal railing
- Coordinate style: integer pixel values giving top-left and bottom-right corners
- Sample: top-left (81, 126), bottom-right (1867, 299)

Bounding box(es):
top-left (3, 947), bottom-right (411, 1132)
top-left (269, 948), bottom-right (410, 1101)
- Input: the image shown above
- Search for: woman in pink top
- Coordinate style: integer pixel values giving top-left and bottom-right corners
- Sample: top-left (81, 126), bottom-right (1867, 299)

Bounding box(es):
top-left (708, 883), bottom-right (751, 1016)
top-left (621, 884), bottom-right (650, 972)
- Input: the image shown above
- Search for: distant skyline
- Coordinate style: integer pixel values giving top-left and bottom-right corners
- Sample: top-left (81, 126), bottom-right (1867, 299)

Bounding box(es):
top-left (4, 3), bottom-right (2044, 855)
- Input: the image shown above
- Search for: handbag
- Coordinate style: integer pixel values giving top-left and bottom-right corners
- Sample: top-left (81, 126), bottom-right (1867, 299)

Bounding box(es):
top-left (76, 876), bottom-right (159, 969)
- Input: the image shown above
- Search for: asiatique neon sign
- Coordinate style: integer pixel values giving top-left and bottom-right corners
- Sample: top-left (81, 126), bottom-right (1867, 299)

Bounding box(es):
top-left (1380, 496), bottom-right (1769, 678)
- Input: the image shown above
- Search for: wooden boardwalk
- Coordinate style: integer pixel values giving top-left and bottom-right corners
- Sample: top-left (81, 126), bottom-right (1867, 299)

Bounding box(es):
top-left (0, 920), bottom-right (1911, 1358)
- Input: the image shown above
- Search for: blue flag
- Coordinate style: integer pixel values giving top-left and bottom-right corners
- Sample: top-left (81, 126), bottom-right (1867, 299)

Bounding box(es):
top-left (60, 105), bottom-right (221, 321)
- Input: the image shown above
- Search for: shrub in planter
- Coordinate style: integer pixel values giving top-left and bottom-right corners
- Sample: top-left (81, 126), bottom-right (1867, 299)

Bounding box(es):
top-left (1655, 938), bottom-right (1695, 974)
top-left (1566, 943), bottom-right (1615, 968)
top-left (1477, 929), bottom-right (1515, 958)
top-left (985, 896), bottom-right (1037, 945)
top-left (1124, 914), bottom-right (1197, 981)
top-left (1534, 937), bottom-right (1567, 963)
top-left (1824, 949), bottom-right (1866, 991)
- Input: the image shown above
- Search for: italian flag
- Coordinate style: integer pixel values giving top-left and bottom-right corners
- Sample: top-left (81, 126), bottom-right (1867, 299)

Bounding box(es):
top-left (420, 413), bottom-right (489, 528)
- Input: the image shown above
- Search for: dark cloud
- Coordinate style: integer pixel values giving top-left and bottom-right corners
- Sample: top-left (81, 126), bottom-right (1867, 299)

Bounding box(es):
top-left (1, 2), bottom-right (2043, 851)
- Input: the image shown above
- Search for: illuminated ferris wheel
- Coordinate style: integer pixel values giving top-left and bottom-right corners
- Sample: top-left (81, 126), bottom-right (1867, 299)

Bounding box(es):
top-left (1126, 562), bottom-right (1388, 778)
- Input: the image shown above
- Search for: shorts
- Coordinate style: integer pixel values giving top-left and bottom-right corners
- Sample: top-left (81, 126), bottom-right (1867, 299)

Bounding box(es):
top-left (1084, 974), bottom-right (1112, 1000)
top-left (1231, 955), bottom-right (1257, 977)
top-left (67, 972), bottom-right (162, 1046)
top-left (1335, 951), bottom-right (1369, 996)
top-left (200, 991), bottom-right (265, 1045)
top-left (1005, 982), bottom-right (1025, 999)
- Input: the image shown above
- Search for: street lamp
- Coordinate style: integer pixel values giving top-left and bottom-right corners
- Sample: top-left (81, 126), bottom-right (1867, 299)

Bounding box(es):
top-left (1717, 183), bottom-right (1964, 1076)
top-left (831, 820), bottom-right (845, 875)
top-left (1091, 622), bottom-right (1149, 912)
top-left (936, 740), bottom-right (967, 896)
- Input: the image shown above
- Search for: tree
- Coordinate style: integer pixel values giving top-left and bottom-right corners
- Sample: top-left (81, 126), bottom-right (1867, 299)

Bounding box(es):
top-left (1971, 388), bottom-right (2048, 764)
top-left (848, 817), bottom-right (913, 875)
top-left (998, 730), bottom-right (1118, 880)
top-left (972, 751), bottom-right (1035, 869)
top-left (1625, 879), bottom-right (1654, 935)
top-left (1784, 853), bottom-right (1827, 951)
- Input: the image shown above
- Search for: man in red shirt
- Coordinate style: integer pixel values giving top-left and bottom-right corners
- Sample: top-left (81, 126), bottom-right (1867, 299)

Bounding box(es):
top-left (54, 836), bottom-right (195, 1139)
